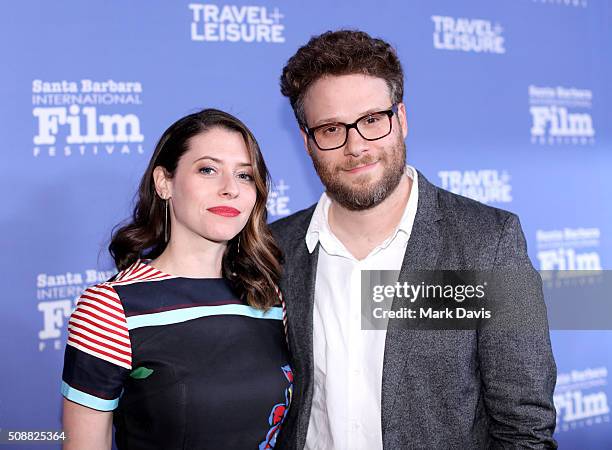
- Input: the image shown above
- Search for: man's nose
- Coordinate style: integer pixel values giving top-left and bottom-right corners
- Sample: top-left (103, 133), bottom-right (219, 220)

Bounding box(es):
top-left (343, 126), bottom-right (368, 157)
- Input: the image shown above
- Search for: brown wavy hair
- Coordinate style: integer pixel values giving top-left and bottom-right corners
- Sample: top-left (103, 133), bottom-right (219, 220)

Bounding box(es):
top-left (109, 108), bottom-right (282, 309)
top-left (280, 29), bottom-right (404, 126)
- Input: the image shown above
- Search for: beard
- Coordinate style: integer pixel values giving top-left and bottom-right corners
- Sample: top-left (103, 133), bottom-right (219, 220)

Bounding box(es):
top-left (310, 134), bottom-right (407, 211)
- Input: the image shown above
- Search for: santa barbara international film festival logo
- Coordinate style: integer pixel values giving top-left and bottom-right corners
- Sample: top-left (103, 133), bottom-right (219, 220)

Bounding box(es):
top-left (37, 267), bottom-right (115, 351)
top-left (535, 227), bottom-right (602, 271)
top-left (189, 3), bottom-right (285, 43)
top-left (529, 85), bottom-right (595, 146)
top-left (32, 79), bottom-right (145, 158)
top-left (431, 15), bottom-right (505, 54)
top-left (554, 367), bottom-right (610, 433)
top-left (438, 170), bottom-right (512, 205)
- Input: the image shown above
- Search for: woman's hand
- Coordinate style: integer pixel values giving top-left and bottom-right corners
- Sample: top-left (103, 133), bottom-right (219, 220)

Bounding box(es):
top-left (62, 398), bottom-right (112, 450)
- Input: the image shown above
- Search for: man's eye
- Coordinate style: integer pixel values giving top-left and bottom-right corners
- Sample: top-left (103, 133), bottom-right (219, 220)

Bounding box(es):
top-left (365, 116), bottom-right (380, 124)
top-left (323, 126), bottom-right (340, 135)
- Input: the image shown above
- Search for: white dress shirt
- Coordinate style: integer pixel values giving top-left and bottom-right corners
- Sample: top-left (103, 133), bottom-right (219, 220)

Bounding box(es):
top-left (304, 166), bottom-right (419, 450)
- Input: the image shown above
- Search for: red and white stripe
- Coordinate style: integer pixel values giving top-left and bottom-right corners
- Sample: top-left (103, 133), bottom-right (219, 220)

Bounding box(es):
top-left (66, 260), bottom-right (172, 369)
top-left (67, 284), bottom-right (132, 370)
top-left (275, 285), bottom-right (289, 348)
top-left (111, 260), bottom-right (173, 286)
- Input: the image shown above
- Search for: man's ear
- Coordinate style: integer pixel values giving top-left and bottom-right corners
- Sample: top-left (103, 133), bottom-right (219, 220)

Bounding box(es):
top-left (299, 126), bottom-right (311, 155)
top-left (397, 102), bottom-right (408, 139)
top-left (152, 166), bottom-right (172, 199)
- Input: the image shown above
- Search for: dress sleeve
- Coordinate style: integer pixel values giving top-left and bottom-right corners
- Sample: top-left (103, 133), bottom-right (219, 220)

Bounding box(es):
top-left (61, 283), bottom-right (132, 411)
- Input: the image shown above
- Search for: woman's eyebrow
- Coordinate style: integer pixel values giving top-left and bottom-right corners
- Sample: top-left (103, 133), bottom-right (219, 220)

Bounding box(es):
top-left (192, 155), bottom-right (252, 167)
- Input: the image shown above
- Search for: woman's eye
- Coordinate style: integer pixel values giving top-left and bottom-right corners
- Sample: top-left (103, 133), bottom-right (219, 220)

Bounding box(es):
top-left (237, 172), bottom-right (254, 181)
top-left (199, 166), bottom-right (216, 175)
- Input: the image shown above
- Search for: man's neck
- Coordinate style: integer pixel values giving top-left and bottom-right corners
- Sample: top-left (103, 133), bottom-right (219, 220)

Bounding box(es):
top-left (328, 173), bottom-right (412, 260)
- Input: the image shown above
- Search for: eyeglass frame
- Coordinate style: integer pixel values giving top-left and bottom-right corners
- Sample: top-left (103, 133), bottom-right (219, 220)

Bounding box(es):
top-left (302, 104), bottom-right (399, 151)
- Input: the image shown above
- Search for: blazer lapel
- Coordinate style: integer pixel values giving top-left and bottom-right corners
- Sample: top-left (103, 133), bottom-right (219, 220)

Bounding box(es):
top-left (280, 229), bottom-right (319, 448)
top-left (283, 239), bottom-right (318, 363)
top-left (381, 171), bottom-right (444, 436)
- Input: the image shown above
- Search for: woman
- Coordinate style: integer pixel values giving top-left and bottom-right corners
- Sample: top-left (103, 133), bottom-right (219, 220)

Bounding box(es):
top-left (61, 109), bottom-right (292, 449)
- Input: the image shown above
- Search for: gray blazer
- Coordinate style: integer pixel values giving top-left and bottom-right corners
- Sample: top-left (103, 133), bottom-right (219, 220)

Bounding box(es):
top-left (270, 171), bottom-right (557, 449)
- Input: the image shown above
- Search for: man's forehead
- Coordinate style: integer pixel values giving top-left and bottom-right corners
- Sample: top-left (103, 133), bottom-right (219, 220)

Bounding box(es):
top-left (303, 74), bottom-right (392, 124)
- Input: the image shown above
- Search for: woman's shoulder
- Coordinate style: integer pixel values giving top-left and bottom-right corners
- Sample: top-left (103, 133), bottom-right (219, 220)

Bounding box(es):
top-left (74, 260), bottom-right (173, 314)
top-left (73, 281), bottom-right (127, 326)
top-left (109, 259), bottom-right (173, 285)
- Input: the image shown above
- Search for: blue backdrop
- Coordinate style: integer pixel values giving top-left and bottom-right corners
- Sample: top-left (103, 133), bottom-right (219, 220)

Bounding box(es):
top-left (1, 0), bottom-right (610, 448)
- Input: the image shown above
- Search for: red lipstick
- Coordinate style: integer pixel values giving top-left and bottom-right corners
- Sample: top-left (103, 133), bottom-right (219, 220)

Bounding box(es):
top-left (207, 206), bottom-right (240, 217)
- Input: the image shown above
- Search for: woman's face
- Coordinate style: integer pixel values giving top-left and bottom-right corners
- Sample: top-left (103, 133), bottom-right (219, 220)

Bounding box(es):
top-left (158, 127), bottom-right (257, 245)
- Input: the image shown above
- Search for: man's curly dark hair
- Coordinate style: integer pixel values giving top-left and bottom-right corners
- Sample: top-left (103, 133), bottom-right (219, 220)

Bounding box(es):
top-left (280, 29), bottom-right (404, 126)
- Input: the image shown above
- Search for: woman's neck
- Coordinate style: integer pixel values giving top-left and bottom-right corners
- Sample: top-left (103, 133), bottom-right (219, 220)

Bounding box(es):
top-left (149, 234), bottom-right (227, 278)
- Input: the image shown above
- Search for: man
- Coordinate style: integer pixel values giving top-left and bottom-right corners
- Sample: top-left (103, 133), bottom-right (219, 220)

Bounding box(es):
top-left (270, 30), bottom-right (557, 449)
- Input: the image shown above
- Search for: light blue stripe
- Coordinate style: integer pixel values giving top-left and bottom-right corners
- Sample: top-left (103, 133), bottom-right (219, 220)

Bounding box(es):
top-left (126, 304), bottom-right (283, 330)
top-left (61, 381), bottom-right (119, 411)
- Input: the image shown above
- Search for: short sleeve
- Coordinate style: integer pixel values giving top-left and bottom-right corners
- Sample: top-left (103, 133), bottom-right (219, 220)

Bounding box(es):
top-left (61, 283), bottom-right (132, 411)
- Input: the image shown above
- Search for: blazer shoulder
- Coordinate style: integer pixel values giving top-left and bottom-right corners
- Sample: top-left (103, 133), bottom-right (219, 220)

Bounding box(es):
top-left (269, 204), bottom-right (317, 245)
top-left (431, 186), bottom-right (528, 268)
top-left (436, 186), bottom-right (516, 234)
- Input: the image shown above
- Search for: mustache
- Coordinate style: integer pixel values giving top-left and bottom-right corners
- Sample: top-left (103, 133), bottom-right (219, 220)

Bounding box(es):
top-left (340, 155), bottom-right (379, 171)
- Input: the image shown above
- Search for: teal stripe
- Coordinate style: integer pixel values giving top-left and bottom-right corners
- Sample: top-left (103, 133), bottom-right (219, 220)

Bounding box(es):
top-left (61, 381), bottom-right (119, 411)
top-left (126, 304), bottom-right (283, 330)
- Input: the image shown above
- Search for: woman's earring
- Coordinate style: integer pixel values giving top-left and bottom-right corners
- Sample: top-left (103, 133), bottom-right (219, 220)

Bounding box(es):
top-left (231, 235), bottom-right (240, 277)
top-left (164, 199), bottom-right (169, 243)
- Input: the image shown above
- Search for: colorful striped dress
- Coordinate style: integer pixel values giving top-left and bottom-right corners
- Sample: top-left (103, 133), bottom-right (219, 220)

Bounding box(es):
top-left (61, 259), bottom-right (292, 449)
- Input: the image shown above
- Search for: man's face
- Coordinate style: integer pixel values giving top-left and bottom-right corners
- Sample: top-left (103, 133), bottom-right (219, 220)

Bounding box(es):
top-left (301, 73), bottom-right (408, 211)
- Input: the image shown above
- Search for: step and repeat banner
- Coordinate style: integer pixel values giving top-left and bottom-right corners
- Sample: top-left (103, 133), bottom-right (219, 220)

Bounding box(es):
top-left (1, 0), bottom-right (610, 448)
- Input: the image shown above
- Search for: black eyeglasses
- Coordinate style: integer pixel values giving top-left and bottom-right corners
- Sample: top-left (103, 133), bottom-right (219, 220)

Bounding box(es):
top-left (303, 104), bottom-right (398, 151)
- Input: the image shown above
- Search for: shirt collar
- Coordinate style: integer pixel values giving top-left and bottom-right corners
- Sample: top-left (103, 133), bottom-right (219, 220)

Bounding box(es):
top-left (305, 165), bottom-right (419, 254)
